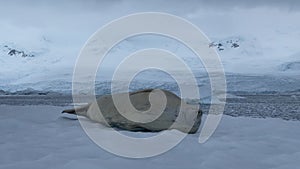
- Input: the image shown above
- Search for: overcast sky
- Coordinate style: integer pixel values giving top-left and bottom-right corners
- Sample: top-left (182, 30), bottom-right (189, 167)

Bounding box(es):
top-left (1, 0), bottom-right (299, 27)
top-left (0, 0), bottom-right (299, 56)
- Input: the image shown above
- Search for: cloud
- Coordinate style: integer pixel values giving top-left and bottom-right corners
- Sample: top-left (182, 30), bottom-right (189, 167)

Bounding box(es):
top-left (0, 0), bottom-right (298, 29)
top-left (192, 0), bottom-right (300, 10)
top-left (0, 0), bottom-right (299, 52)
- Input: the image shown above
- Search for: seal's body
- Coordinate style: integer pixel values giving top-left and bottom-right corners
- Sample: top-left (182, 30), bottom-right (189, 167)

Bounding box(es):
top-left (63, 89), bottom-right (202, 134)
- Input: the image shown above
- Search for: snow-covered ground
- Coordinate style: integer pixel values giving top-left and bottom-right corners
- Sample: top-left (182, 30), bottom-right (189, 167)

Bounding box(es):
top-left (0, 105), bottom-right (300, 169)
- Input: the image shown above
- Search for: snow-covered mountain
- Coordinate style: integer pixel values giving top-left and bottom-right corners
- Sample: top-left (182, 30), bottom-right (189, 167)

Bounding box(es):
top-left (0, 36), bottom-right (75, 86)
top-left (0, 5), bottom-right (300, 95)
top-left (0, 33), bottom-right (299, 95)
top-left (279, 61), bottom-right (300, 72)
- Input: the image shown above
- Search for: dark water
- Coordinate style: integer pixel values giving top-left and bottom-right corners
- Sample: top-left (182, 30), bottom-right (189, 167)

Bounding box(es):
top-left (0, 94), bottom-right (300, 121)
top-left (202, 94), bottom-right (300, 121)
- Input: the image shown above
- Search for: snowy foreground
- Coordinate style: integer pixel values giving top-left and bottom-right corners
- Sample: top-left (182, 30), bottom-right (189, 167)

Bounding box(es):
top-left (1, 105), bottom-right (300, 169)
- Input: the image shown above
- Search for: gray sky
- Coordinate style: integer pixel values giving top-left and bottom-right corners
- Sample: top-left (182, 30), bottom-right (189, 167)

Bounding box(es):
top-left (0, 0), bottom-right (299, 52)
top-left (1, 0), bottom-right (298, 29)
top-left (0, 0), bottom-right (298, 29)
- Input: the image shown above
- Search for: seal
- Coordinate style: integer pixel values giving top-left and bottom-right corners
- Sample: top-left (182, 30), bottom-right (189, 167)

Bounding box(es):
top-left (62, 89), bottom-right (202, 134)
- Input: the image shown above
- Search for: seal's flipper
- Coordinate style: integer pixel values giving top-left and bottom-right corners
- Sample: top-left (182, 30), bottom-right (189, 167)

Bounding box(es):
top-left (62, 105), bottom-right (89, 115)
top-left (62, 108), bottom-right (76, 114)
